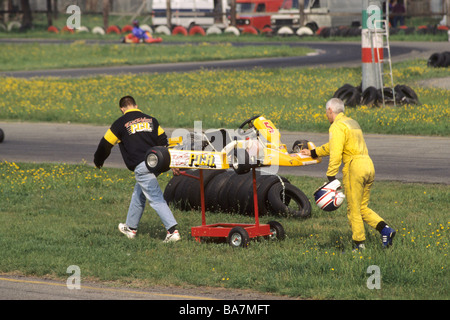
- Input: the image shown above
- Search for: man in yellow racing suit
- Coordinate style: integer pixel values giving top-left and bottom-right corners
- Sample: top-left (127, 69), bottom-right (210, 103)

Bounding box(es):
top-left (301, 98), bottom-right (396, 250)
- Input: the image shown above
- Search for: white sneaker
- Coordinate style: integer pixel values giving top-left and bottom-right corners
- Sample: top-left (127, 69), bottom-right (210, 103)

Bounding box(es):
top-left (118, 223), bottom-right (136, 239)
top-left (163, 230), bottom-right (181, 243)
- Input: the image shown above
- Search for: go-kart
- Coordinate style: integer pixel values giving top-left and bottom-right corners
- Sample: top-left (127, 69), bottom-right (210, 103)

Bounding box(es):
top-left (122, 31), bottom-right (162, 44)
top-left (145, 115), bottom-right (322, 174)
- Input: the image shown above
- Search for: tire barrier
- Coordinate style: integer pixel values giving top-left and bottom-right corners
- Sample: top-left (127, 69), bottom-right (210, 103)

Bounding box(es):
top-left (241, 26), bottom-right (259, 35)
top-left (28, 22), bottom-right (448, 39)
top-left (92, 26), bottom-right (105, 35)
top-left (62, 26), bottom-right (74, 33)
top-left (332, 83), bottom-right (361, 108)
top-left (106, 25), bottom-right (121, 34)
top-left (172, 26), bottom-right (188, 36)
top-left (333, 83), bottom-right (419, 107)
top-left (164, 169), bottom-right (312, 218)
top-left (47, 26), bottom-right (59, 33)
top-left (427, 52), bottom-right (450, 68)
top-left (121, 25), bottom-right (133, 33)
top-left (189, 25), bottom-right (206, 36)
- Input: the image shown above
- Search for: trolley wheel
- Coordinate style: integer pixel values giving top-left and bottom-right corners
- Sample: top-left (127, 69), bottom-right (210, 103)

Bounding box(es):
top-left (227, 227), bottom-right (249, 248)
top-left (145, 146), bottom-right (171, 174)
top-left (267, 221), bottom-right (286, 240)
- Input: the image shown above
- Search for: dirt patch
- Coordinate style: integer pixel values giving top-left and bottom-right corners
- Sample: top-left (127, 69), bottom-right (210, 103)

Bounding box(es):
top-left (416, 76), bottom-right (450, 90)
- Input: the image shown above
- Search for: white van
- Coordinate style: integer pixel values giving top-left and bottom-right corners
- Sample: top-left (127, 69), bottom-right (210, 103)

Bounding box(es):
top-left (271, 0), bottom-right (362, 29)
top-left (149, 0), bottom-right (230, 28)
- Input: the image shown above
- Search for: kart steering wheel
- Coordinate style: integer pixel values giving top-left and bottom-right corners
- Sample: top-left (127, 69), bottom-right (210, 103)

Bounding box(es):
top-left (238, 115), bottom-right (261, 134)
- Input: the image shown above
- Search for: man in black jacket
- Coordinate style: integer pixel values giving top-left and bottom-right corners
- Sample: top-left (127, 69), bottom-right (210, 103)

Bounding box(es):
top-left (94, 96), bottom-right (180, 243)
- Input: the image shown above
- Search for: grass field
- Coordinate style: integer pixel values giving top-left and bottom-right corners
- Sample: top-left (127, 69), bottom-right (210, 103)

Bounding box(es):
top-left (0, 162), bottom-right (448, 299)
top-left (0, 58), bottom-right (448, 136)
top-left (0, 42), bottom-right (314, 71)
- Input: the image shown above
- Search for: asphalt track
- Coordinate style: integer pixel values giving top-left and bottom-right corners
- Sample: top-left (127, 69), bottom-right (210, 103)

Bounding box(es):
top-left (0, 40), bottom-right (449, 300)
top-left (0, 121), bottom-right (449, 184)
top-left (0, 274), bottom-right (293, 300)
top-left (0, 39), bottom-right (447, 78)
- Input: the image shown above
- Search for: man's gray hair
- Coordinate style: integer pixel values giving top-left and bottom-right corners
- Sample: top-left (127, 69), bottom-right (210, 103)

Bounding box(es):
top-left (326, 98), bottom-right (345, 114)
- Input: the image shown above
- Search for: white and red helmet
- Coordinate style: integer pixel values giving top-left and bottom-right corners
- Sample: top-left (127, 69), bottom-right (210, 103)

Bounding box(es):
top-left (313, 179), bottom-right (345, 211)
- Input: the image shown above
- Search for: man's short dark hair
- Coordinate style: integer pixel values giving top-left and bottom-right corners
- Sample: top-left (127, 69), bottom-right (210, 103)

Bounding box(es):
top-left (119, 96), bottom-right (137, 109)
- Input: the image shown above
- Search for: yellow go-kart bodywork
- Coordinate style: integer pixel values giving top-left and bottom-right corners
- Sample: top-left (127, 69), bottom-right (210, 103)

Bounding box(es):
top-left (155, 115), bottom-right (321, 173)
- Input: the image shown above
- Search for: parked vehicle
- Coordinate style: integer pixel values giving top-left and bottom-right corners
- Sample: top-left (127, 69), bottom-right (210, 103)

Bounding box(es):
top-left (271, 0), bottom-right (362, 29)
top-left (236, 0), bottom-right (283, 30)
top-left (150, 0), bottom-right (229, 29)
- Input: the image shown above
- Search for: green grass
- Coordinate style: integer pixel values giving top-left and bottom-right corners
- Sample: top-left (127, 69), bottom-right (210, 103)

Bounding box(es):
top-left (0, 42), bottom-right (313, 71)
top-left (0, 162), bottom-right (448, 299)
top-left (1, 59), bottom-right (449, 136)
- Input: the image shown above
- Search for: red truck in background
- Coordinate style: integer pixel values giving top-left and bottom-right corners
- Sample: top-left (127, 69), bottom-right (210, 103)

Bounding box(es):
top-left (236, 0), bottom-right (283, 31)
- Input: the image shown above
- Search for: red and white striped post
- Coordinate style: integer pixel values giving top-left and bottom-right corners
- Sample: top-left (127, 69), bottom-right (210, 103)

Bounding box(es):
top-left (362, 0), bottom-right (383, 91)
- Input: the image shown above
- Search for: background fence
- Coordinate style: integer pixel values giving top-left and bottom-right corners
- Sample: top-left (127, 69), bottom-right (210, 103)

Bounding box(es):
top-left (1, 0), bottom-right (449, 29)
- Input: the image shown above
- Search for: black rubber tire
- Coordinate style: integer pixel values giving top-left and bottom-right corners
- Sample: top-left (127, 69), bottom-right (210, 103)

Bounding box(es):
top-left (227, 226), bottom-right (249, 248)
top-left (241, 174), bottom-right (272, 216)
top-left (173, 175), bottom-right (194, 210)
top-left (218, 172), bottom-right (247, 213)
top-left (163, 174), bottom-right (185, 204)
top-left (232, 148), bottom-right (251, 175)
top-left (427, 52), bottom-right (445, 68)
top-left (394, 85), bottom-right (419, 105)
top-left (292, 140), bottom-right (309, 153)
top-left (267, 183), bottom-right (312, 218)
top-left (227, 172), bottom-right (251, 213)
top-left (235, 175), bottom-right (255, 215)
top-left (145, 146), bottom-right (171, 174)
top-left (332, 84), bottom-right (354, 98)
top-left (442, 51), bottom-right (450, 67)
top-left (333, 85), bottom-right (361, 107)
top-left (245, 174), bottom-right (290, 216)
top-left (361, 86), bottom-right (378, 107)
top-left (376, 87), bottom-right (396, 104)
top-left (205, 171), bottom-right (234, 212)
top-left (267, 221), bottom-right (286, 240)
top-left (0, 128), bottom-right (4, 143)
top-left (186, 169), bottom-right (226, 210)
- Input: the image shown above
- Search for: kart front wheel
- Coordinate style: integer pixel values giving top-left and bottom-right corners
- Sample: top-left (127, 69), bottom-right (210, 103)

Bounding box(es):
top-left (145, 146), bottom-right (171, 174)
top-left (292, 140), bottom-right (309, 153)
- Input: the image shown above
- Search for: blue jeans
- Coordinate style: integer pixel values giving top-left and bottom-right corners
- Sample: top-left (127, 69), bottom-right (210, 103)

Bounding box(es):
top-left (125, 162), bottom-right (177, 231)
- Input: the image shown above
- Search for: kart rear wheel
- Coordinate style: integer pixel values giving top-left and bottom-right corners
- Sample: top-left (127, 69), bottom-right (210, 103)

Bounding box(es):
top-left (232, 148), bottom-right (251, 175)
top-left (145, 146), bottom-right (171, 174)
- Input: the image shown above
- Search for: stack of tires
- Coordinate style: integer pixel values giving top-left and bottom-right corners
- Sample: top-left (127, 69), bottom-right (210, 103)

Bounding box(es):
top-left (333, 83), bottom-right (419, 107)
top-left (164, 169), bottom-right (311, 219)
top-left (427, 52), bottom-right (450, 68)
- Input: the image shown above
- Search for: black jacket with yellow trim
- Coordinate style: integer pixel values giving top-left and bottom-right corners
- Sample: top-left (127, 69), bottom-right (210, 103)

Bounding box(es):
top-left (94, 109), bottom-right (168, 171)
